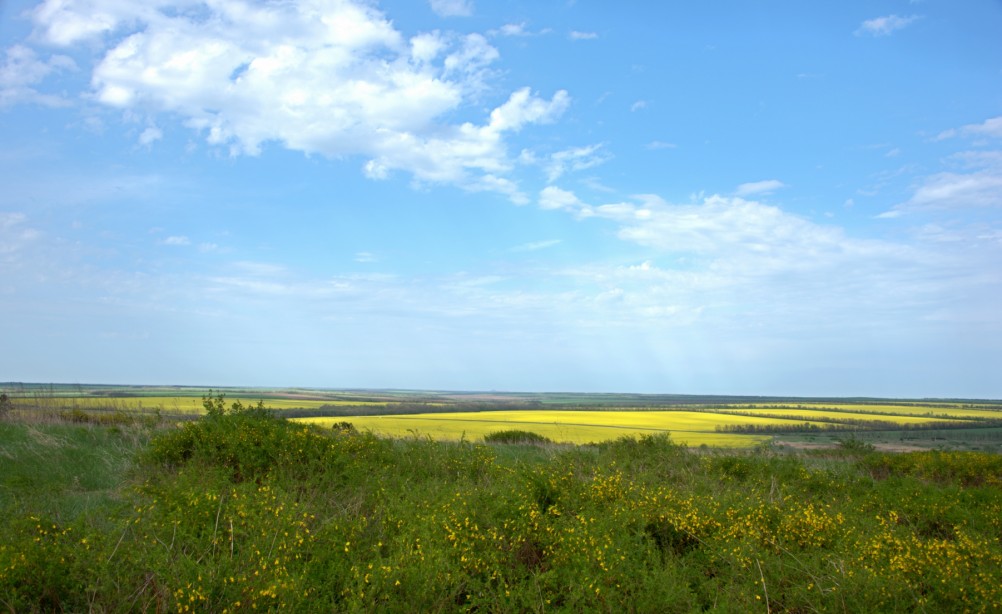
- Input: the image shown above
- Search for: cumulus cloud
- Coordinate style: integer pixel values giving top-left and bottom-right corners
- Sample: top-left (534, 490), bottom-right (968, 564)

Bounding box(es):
top-left (26, 0), bottom-right (568, 201)
top-left (0, 44), bottom-right (76, 107)
top-left (855, 14), bottom-right (920, 37)
top-left (569, 31), bottom-right (598, 40)
top-left (429, 0), bottom-right (473, 17)
top-left (734, 179), bottom-right (785, 196)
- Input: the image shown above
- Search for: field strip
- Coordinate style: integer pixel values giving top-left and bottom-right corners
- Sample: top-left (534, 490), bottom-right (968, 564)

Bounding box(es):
top-left (8, 396), bottom-right (392, 412)
top-left (297, 416), bottom-right (771, 447)
top-left (375, 410), bottom-right (834, 429)
top-left (730, 404), bottom-right (1002, 419)
top-left (721, 409), bottom-right (974, 424)
top-left (350, 414), bottom-right (697, 433)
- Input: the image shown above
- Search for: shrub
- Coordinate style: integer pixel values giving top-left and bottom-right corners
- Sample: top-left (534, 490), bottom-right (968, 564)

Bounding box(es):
top-left (141, 393), bottom-right (340, 482)
top-left (836, 434), bottom-right (876, 453)
top-left (330, 420), bottom-right (356, 433)
top-left (483, 429), bottom-right (552, 445)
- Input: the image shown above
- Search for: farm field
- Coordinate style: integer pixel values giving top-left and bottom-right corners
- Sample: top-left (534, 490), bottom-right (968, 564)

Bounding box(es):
top-left (299, 410), bottom-right (835, 446)
top-left (730, 403), bottom-right (1002, 420)
top-left (4, 394), bottom-right (393, 412)
top-left (720, 408), bottom-right (973, 425)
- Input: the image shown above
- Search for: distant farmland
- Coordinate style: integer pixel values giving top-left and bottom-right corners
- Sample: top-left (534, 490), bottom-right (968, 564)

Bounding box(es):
top-left (3, 384), bottom-right (1000, 449)
top-left (297, 408), bottom-right (979, 447)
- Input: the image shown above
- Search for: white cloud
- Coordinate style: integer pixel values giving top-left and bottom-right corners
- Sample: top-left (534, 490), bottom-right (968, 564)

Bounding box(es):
top-left (544, 143), bottom-right (610, 182)
top-left (962, 116), bottom-right (1002, 139)
top-left (539, 186), bottom-right (585, 211)
top-left (938, 116), bottom-right (1002, 141)
top-left (355, 252), bottom-right (378, 263)
top-left (569, 31), bottom-right (598, 40)
top-left (0, 212), bottom-right (41, 256)
top-left (0, 212), bottom-right (27, 230)
top-left (878, 151), bottom-right (1002, 215)
top-left (907, 171), bottom-right (1002, 209)
top-left (162, 235), bottom-right (190, 246)
top-left (593, 194), bottom-right (846, 257)
top-left (138, 125), bottom-right (162, 145)
top-left (0, 44), bottom-right (76, 107)
top-left (542, 192), bottom-right (910, 288)
top-left (511, 239), bottom-right (561, 252)
top-left (26, 0), bottom-right (568, 202)
top-left (855, 14), bottom-right (920, 37)
top-left (488, 87), bottom-right (569, 132)
top-left (493, 23), bottom-right (528, 37)
top-left (734, 179), bottom-right (785, 197)
top-left (430, 0), bottom-right (473, 17)
top-left (629, 100), bottom-right (647, 112)
top-left (646, 141), bottom-right (676, 150)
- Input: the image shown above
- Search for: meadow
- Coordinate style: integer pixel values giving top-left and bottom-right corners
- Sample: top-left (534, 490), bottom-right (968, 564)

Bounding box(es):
top-left (2, 394), bottom-right (1002, 612)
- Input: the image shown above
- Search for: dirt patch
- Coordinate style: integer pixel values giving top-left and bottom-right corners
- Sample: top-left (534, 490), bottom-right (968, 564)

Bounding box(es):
top-left (773, 441), bottom-right (836, 451)
top-left (773, 440), bottom-right (928, 453)
top-left (871, 442), bottom-right (927, 453)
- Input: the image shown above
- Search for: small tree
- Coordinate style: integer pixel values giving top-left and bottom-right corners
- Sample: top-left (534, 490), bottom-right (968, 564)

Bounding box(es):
top-left (0, 392), bottom-right (12, 417)
top-left (202, 391), bottom-right (228, 417)
top-left (201, 391), bottom-right (269, 418)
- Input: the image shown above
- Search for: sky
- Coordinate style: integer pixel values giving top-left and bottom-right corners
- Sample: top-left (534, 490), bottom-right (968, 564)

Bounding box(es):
top-left (1, 0), bottom-right (1001, 397)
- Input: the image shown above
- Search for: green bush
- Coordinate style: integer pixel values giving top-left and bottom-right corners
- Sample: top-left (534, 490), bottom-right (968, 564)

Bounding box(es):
top-left (836, 434), bottom-right (876, 453)
top-left (483, 429), bottom-right (552, 445)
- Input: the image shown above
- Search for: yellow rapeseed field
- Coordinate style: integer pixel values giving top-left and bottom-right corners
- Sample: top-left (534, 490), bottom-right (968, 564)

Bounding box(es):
top-left (297, 410), bottom-right (798, 446)
top-left (723, 408), bottom-right (972, 424)
top-left (731, 403), bottom-right (1001, 420)
top-left (10, 396), bottom-right (390, 413)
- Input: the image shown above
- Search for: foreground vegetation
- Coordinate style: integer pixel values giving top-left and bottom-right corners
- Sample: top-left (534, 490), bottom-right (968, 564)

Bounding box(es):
top-left (3, 398), bottom-right (1002, 612)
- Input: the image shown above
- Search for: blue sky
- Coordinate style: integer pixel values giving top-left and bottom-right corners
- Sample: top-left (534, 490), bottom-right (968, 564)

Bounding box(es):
top-left (2, 0), bottom-right (1001, 397)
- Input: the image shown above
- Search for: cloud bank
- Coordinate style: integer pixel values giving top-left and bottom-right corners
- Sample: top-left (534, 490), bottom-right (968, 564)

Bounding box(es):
top-left (24, 0), bottom-right (567, 201)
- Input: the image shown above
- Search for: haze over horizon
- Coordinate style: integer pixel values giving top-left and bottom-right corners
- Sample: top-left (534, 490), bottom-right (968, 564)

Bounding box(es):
top-left (2, 1), bottom-right (1001, 398)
